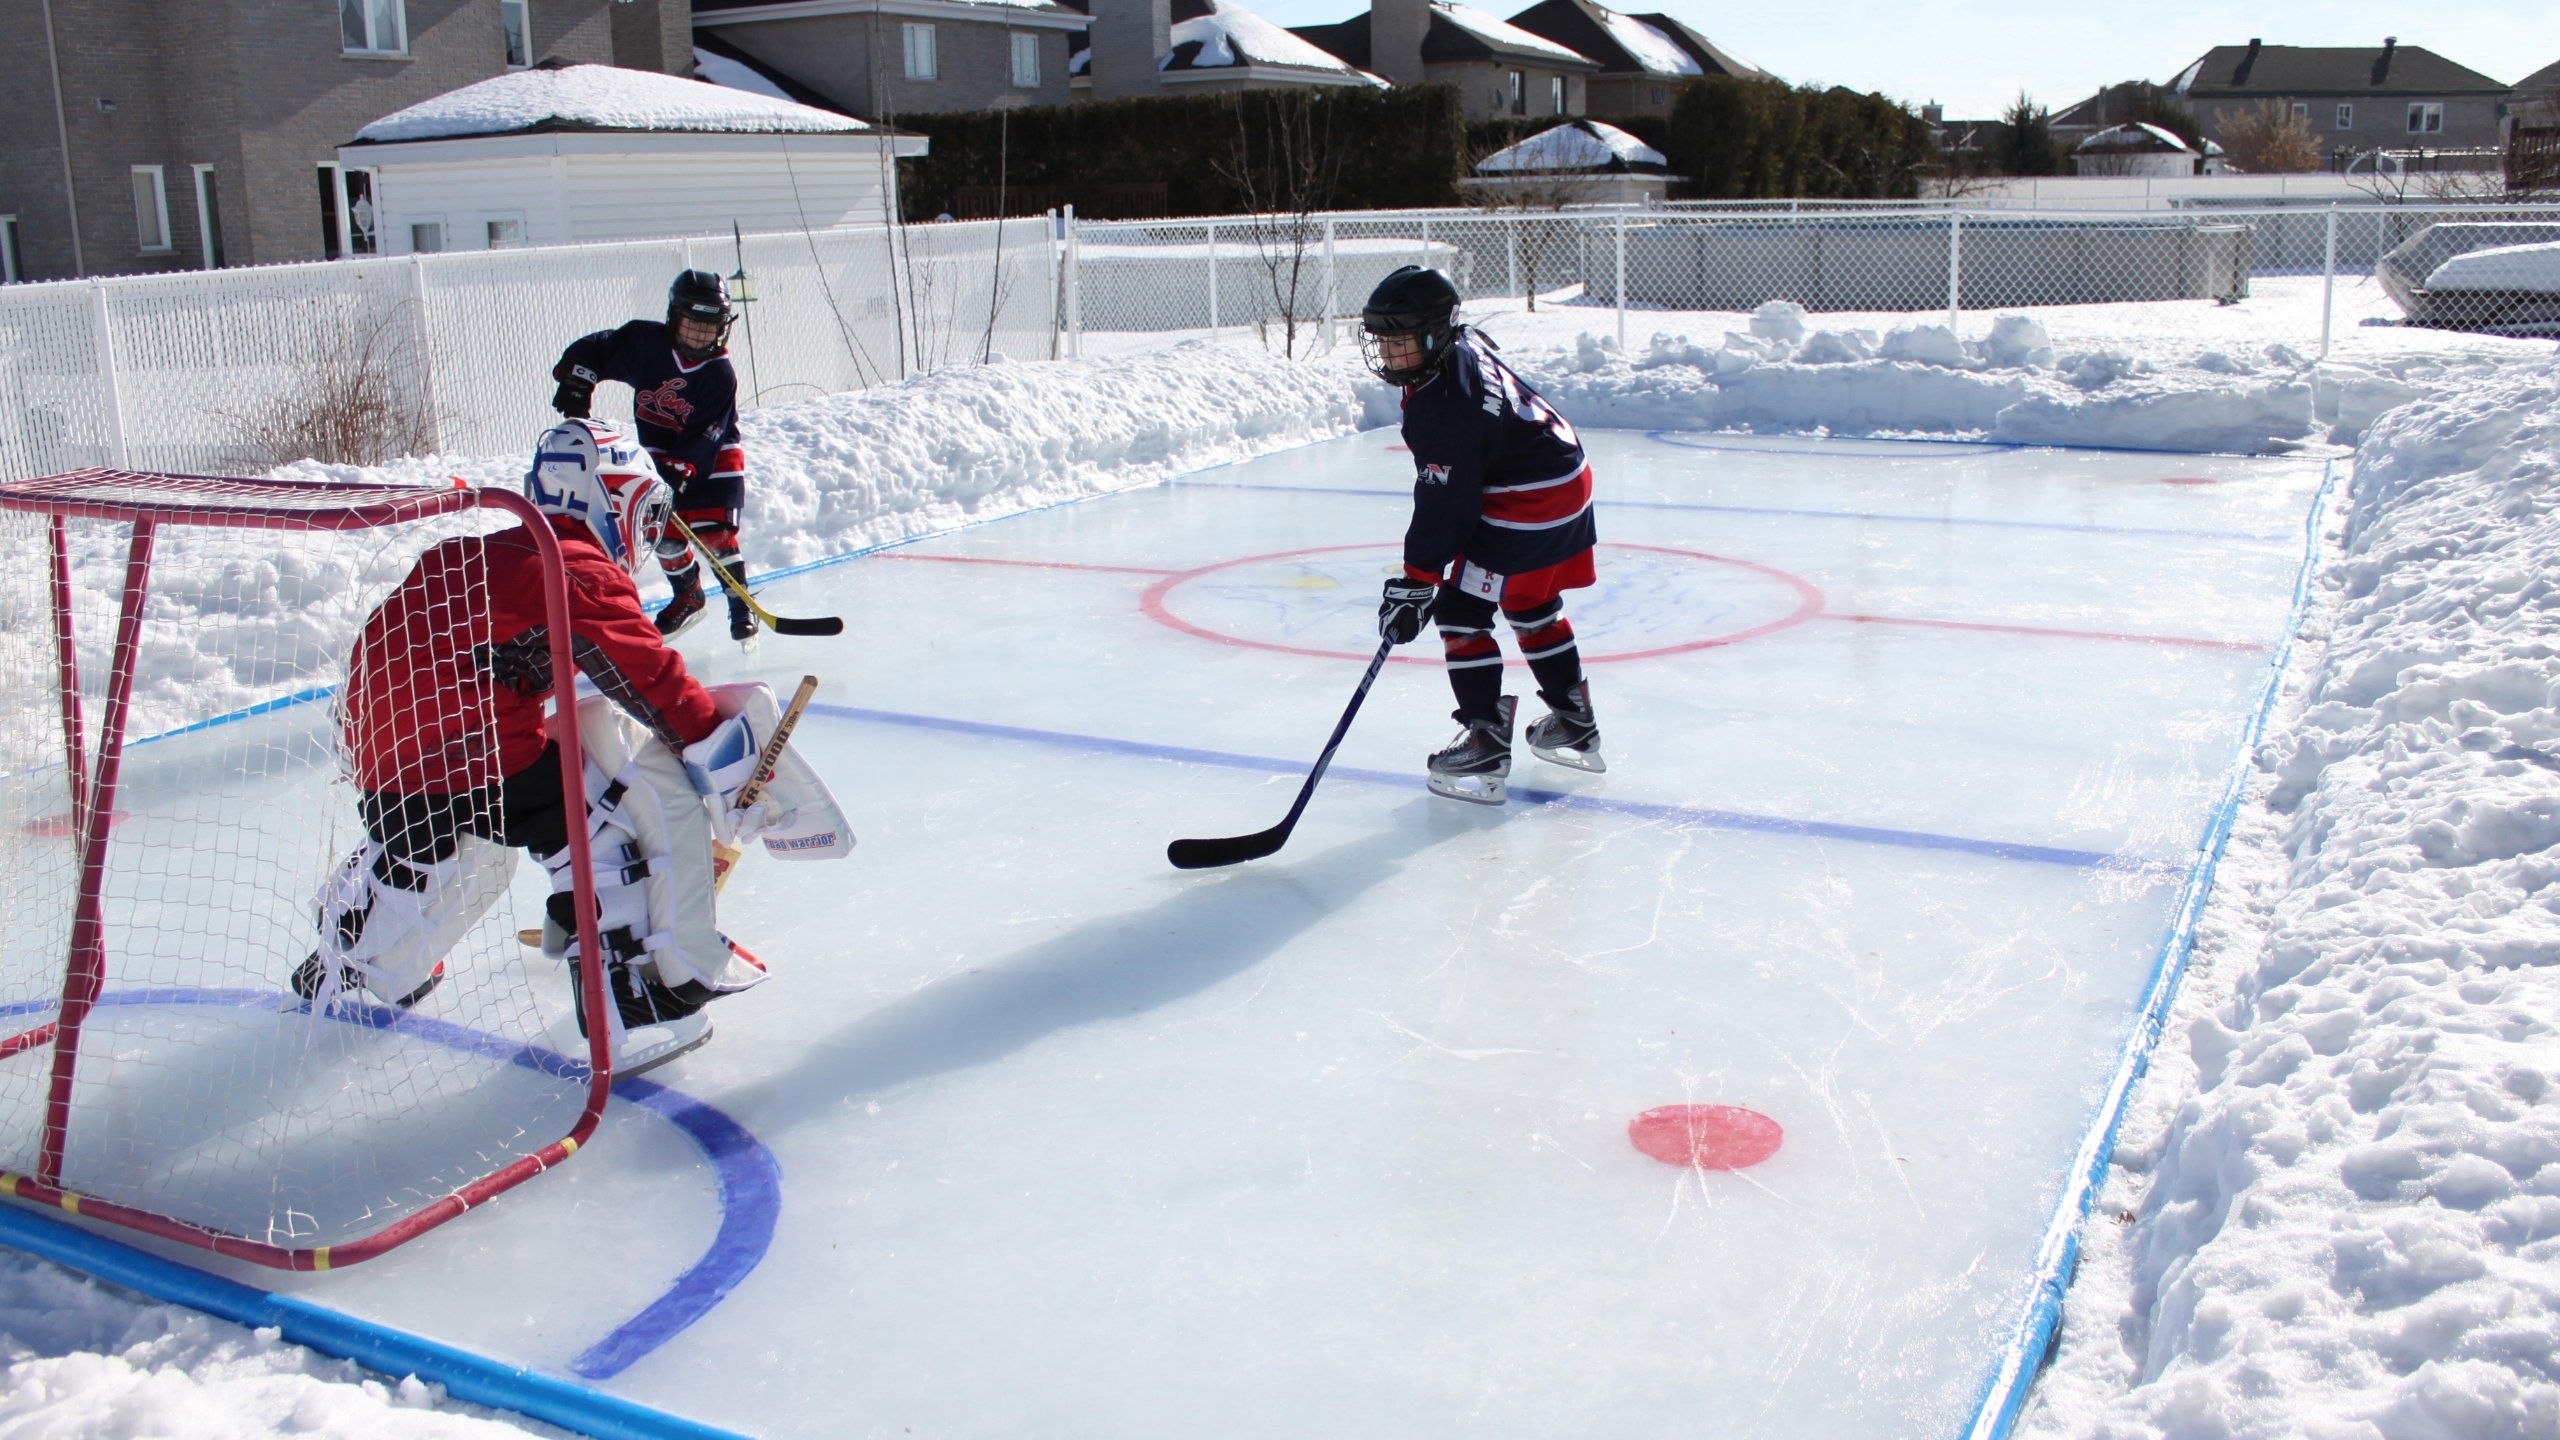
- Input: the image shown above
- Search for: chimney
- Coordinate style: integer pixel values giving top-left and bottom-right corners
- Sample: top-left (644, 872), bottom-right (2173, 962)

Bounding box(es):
top-left (1372, 0), bottom-right (1428, 87)
top-left (1089, 0), bottom-right (1171, 100)
top-left (2233, 37), bottom-right (2260, 86)
top-left (1922, 102), bottom-right (1943, 126)
top-left (2373, 36), bottom-right (2398, 85)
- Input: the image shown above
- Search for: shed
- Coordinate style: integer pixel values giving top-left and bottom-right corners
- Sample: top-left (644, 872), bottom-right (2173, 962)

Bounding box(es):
top-left (337, 62), bottom-right (925, 256)
top-left (2072, 122), bottom-right (2202, 178)
top-left (1467, 119), bottom-right (1678, 203)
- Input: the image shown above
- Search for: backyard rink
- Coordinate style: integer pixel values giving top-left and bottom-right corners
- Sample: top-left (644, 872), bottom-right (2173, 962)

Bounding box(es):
top-left (29, 428), bottom-right (2328, 1438)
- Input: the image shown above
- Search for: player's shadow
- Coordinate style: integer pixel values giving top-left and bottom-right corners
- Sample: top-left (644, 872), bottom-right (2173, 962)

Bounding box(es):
top-left (723, 822), bottom-right (1441, 1134)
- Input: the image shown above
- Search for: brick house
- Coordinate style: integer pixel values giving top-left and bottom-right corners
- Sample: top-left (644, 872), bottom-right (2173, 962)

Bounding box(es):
top-left (1503, 0), bottom-right (1759, 118)
top-left (2171, 38), bottom-right (2509, 165)
top-left (1291, 0), bottom-right (1599, 122)
top-left (691, 0), bottom-right (1088, 118)
top-left (1069, 0), bottom-right (1386, 101)
top-left (2, 0), bottom-right (694, 282)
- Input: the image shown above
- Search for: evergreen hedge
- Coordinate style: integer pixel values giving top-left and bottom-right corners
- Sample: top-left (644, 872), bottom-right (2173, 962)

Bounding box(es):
top-left (1662, 79), bottom-right (1930, 199)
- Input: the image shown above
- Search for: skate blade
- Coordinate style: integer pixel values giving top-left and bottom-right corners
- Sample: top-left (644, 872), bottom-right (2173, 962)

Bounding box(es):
top-left (1427, 771), bottom-right (1509, 806)
top-left (658, 608), bottom-right (707, 640)
top-left (1529, 740), bottom-right (1606, 774)
top-left (613, 1016), bottom-right (714, 1079)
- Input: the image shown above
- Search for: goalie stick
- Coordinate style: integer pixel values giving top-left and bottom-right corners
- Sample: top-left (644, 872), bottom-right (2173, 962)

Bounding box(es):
top-left (669, 514), bottom-right (844, 637)
top-left (1168, 638), bottom-right (1394, 870)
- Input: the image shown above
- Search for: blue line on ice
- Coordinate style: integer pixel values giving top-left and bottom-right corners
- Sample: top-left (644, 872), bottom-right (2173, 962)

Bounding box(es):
top-left (808, 703), bottom-right (2173, 874)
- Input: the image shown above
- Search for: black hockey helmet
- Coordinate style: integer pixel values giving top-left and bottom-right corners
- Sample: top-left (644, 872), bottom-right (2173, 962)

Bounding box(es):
top-left (667, 269), bottom-right (735, 361)
top-left (1360, 265), bottom-right (1461, 386)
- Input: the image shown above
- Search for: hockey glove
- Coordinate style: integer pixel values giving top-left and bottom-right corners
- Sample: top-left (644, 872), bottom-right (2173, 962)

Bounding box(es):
top-left (1379, 576), bottom-right (1437, 645)
top-left (551, 380), bottom-right (593, 418)
top-left (681, 709), bottom-right (790, 848)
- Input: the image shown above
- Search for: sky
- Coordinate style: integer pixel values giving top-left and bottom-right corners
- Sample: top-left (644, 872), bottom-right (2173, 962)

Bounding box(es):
top-left (1241, 0), bottom-right (2560, 119)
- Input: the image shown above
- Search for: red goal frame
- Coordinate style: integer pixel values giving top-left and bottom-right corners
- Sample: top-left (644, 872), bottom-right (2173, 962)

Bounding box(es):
top-left (0, 468), bottom-right (614, 1271)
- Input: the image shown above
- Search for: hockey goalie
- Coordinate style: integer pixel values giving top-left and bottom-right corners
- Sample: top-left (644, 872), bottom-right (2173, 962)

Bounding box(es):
top-left (298, 418), bottom-right (849, 1073)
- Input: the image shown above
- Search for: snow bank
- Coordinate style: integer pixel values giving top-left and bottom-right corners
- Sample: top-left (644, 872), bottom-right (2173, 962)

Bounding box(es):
top-left (2022, 353), bottom-right (2560, 1440)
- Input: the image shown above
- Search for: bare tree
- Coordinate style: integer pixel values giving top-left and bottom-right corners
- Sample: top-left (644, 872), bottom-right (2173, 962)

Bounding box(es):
top-left (1212, 90), bottom-right (1346, 358)
top-left (224, 299), bottom-right (440, 468)
top-left (1459, 150), bottom-right (1587, 312)
top-left (2218, 100), bottom-right (2323, 174)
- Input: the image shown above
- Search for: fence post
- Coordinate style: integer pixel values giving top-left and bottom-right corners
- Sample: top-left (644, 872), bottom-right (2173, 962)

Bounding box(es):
top-left (88, 278), bottom-right (127, 469)
top-left (2321, 205), bottom-right (2339, 361)
top-left (1614, 210), bottom-right (1628, 350)
top-left (1063, 204), bottom-right (1082, 359)
top-left (1505, 216), bottom-right (1519, 296)
top-left (1420, 214), bottom-right (1432, 270)
top-left (1322, 216), bottom-right (1338, 354)
top-left (1207, 220), bottom-right (1219, 335)
top-left (408, 254), bottom-right (441, 454)
top-left (1946, 210), bottom-right (1963, 330)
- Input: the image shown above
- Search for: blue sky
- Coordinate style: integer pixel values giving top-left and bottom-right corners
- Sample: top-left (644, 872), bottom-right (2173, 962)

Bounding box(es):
top-left (1245, 0), bottom-right (2559, 118)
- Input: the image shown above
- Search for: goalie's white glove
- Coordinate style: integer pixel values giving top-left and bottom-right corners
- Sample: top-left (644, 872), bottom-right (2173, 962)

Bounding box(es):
top-left (681, 707), bottom-right (791, 848)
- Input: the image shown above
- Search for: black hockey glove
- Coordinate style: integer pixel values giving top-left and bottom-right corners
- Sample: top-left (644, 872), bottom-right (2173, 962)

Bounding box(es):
top-left (1378, 576), bottom-right (1437, 645)
top-left (550, 363), bottom-right (598, 418)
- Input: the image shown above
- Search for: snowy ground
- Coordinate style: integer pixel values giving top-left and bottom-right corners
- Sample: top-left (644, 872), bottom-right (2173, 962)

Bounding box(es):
top-left (2, 295), bottom-right (2555, 1437)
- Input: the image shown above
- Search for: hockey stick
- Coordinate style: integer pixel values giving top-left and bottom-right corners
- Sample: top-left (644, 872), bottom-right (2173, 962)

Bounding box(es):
top-left (517, 675), bottom-right (821, 943)
top-left (668, 514), bottom-right (845, 637)
top-left (1168, 638), bottom-right (1395, 870)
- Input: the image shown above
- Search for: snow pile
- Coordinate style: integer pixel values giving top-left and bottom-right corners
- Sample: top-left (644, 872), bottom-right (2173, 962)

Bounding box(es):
top-left (690, 46), bottom-right (793, 103)
top-left (0, 1253), bottom-right (537, 1439)
top-left (1593, 11), bottom-right (1701, 74)
top-left (1502, 302), bottom-right (2325, 454)
top-left (1475, 121), bottom-right (1665, 174)
top-left (2428, 240), bottom-right (2560, 297)
top-left (354, 64), bottom-right (866, 143)
top-left (2024, 354), bottom-right (2560, 1439)
top-left (1166, 0), bottom-right (1383, 80)
top-left (1429, 1), bottom-right (1590, 64)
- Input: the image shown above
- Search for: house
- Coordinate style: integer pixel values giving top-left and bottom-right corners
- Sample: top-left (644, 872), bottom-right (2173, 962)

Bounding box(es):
top-left (691, 0), bottom-right (1089, 118)
top-left (1503, 0), bottom-right (1759, 117)
top-left (1068, 0), bottom-right (1386, 100)
top-left (0, 0), bottom-right (695, 282)
top-left (1291, 0), bottom-right (1599, 121)
top-left (1467, 117), bottom-right (1677, 201)
top-left (2071, 122), bottom-right (2201, 177)
top-left (338, 62), bottom-right (923, 254)
top-left (2509, 59), bottom-right (2560, 136)
top-left (2171, 38), bottom-right (2509, 164)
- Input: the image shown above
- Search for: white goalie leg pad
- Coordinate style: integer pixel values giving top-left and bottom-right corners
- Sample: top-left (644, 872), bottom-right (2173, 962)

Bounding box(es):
top-left (571, 696), bottom-right (768, 998)
top-left (699, 681), bottom-right (856, 863)
top-left (314, 837), bottom-right (515, 1003)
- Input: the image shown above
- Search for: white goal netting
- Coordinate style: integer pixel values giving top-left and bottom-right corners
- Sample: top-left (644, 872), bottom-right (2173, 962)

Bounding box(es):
top-left (0, 472), bottom-right (604, 1266)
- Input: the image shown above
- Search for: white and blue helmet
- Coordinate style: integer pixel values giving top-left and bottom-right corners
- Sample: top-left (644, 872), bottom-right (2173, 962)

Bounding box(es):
top-left (525, 418), bottom-right (672, 577)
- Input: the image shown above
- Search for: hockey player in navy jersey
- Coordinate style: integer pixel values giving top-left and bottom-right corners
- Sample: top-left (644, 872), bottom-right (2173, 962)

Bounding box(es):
top-left (551, 270), bottom-right (759, 645)
top-left (1365, 266), bottom-right (1603, 805)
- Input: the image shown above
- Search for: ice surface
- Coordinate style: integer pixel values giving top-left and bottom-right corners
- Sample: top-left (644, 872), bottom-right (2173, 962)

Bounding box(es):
top-left (80, 429), bottom-right (2326, 1437)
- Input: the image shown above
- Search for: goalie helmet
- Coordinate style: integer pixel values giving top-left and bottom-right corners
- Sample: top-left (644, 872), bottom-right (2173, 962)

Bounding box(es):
top-left (666, 269), bottom-right (735, 362)
top-left (525, 419), bottom-right (673, 578)
top-left (1360, 265), bottom-right (1462, 386)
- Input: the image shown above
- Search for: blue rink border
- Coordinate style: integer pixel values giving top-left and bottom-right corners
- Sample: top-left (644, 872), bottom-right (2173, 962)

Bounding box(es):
top-left (1960, 458), bottom-right (2337, 1439)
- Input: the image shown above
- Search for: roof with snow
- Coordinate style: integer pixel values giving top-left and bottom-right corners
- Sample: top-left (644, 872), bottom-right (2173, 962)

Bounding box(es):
top-left (697, 0), bottom-right (1081, 13)
top-left (1293, 1), bottom-right (1598, 73)
top-left (1475, 119), bottom-right (1667, 173)
top-left (2171, 42), bottom-right (2506, 99)
top-left (1503, 0), bottom-right (1761, 79)
top-left (351, 62), bottom-right (868, 144)
top-left (1163, 0), bottom-right (1388, 82)
top-left (2074, 122), bottom-right (2196, 154)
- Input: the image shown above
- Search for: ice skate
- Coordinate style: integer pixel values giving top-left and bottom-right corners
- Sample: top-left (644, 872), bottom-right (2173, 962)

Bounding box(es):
top-left (724, 560), bottom-right (761, 651)
top-left (655, 569), bottom-right (708, 638)
top-left (1427, 697), bottom-right (1515, 805)
top-left (291, 953), bottom-right (445, 1010)
top-left (610, 1011), bottom-right (714, 1078)
top-left (1525, 682), bottom-right (1605, 773)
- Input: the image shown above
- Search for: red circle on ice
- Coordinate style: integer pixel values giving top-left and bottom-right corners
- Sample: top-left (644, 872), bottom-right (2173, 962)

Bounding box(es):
top-left (1628, 1105), bottom-right (1783, 1170)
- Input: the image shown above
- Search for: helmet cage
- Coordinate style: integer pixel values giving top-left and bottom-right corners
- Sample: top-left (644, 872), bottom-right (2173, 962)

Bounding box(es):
top-left (667, 270), bottom-right (735, 361)
top-left (1360, 265), bottom-right (1461, 386)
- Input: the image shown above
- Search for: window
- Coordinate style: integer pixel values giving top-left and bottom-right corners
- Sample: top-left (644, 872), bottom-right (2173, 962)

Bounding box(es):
top-left (192, 164), bottom-right (224, 269)
top-left (1549, 74), bottom-right (1564, 114)
top-left (485, 216), bottom-right (525, 249)
top-left (339, 0), bottom-right (406, 55)
top-left (317, 164), bottom-right (344, 257)
top-left (1508, 69), bottom-right (1523, 116)
top-left (501, 0), bottom-right (529, 67)
top-left (131, 166), bottom-right (170, 253)
top-left (409, 220), bottom-right (446, 254)
top-left (1650, 85), bottom-right (1664, 105)
top-left (1, 216), bottom-right (20, 284)
top-left (344, 169), bottom-right (378, 254)
top-left (1011, 32), bottom-right (1039, 87)
top-left (2407, 101), bottom-right (2443, 133)
top-left (903, 23), bottom-right (936, 80)
top-left (2335, 103), bottom-right (2353, 130)
top-left (2289, 102), bottom-right (2309, 124)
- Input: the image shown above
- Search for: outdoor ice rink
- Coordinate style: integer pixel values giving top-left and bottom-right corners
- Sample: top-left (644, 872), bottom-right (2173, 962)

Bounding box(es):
top-left (107, 429), bottom-right (2326, 1437)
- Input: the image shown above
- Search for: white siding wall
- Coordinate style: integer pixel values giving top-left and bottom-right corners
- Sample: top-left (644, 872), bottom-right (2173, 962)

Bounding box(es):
top-left (375, 159), bottom-right (569, 254)
top-left (368, 143), bottom-right (901, 254)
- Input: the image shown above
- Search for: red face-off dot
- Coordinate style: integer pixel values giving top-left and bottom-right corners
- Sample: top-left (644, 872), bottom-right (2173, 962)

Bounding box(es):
top-left (1629, 1105), bottom-right (1783, 1170)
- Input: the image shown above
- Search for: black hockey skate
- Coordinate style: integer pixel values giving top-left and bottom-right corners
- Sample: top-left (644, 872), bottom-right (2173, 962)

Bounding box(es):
top-left (291, 954), bottom-right (445, 1009)
top-left (655, 570), bottom-right (708, 638)
top-left (722, 559), bottom-right (760, 649)
top-left (1427, 696), bottom-right (1515, 806)
top-left (568, 951), bottom-right (716, 1078)
top-left (1525, 682), bottom-right (1605, 773)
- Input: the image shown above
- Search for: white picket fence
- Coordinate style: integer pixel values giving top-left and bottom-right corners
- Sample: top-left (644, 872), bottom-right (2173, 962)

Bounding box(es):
top-left (4, 199), bottom-right (2555, 484)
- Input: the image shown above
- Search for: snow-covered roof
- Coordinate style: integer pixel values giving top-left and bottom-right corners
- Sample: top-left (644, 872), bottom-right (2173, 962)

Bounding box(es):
top-left (692, 46), bottom-right (794, 102)
top-left (1476, 120), bottom-right (1666, 173)
top-left (1592, 10), bottom-right (1698, 76)
top-left (2074, 121), bottom-right (2195, 154)
top-left (1433, 2), bottom-right (1590, 66)
top-left (354, 63), bottom-right (867, 144)
top-left (1164, 0), bottom-right (1386, 81)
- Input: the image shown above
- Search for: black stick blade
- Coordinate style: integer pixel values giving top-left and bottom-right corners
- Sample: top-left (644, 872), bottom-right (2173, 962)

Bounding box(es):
top-left (769, 616), bottom-right (845, 637)
top-left (1167, 828), bottom-right (1289, 870)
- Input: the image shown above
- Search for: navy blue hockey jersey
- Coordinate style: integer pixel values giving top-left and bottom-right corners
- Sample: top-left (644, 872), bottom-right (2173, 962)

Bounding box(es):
top-left (1398, 331), bottom-right (1594, 582)
top-left (555, 321), bottom-right (744, 490)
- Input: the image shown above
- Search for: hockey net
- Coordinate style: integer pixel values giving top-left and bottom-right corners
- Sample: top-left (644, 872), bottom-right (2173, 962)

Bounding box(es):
top-left (0, 470), bottom-right (611, 1269)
